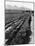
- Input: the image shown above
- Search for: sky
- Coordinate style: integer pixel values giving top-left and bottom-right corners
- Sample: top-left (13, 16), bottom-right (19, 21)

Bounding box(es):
top-left (6, 0), bottom-right (34, 2)
top-left (6, 0), bottom-right (34, 10)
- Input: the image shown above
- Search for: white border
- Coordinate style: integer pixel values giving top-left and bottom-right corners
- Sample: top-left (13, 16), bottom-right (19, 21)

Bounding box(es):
top-left (0, 0), bottom-right (4, 46)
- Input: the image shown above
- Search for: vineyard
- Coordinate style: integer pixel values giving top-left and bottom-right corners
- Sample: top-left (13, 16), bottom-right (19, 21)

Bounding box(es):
top-left (5, 10), bottom-right (34, 45)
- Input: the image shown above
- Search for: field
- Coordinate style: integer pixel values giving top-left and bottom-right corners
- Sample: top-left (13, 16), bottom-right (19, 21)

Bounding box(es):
top-left (5, 10), bottom-right (34, 45)
top-left (5, 10), bottom-right (33, 24)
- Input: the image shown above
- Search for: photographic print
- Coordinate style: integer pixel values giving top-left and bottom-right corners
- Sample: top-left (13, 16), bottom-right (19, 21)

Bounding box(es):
top-left (5, 0), bottom-right (34, 45)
